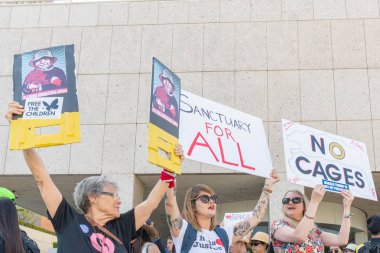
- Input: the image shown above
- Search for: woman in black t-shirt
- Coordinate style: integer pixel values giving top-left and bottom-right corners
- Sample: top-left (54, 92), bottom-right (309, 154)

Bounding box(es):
top-left (6, 101), bottom-right (184, 253)
top-left (0, 198), bottom-right (25, 253)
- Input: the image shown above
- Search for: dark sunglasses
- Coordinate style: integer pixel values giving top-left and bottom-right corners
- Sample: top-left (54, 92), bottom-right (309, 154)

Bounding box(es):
top-left (282, 197), bottom-right (303, 205)
top-left (250, 241), bottom-right (263, 246)
top-left (194, 194), bottom-right (219, 204)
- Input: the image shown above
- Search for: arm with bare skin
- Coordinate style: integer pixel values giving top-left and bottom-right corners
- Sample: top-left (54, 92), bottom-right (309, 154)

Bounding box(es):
top-left (135, 145), bottom-right (184, 230)
top-left (273, 184), bottom-right (326, 243)
top-left (5, 101), bottom-right (62, 217)
top-left (227, 170), bottom-right (280, 243)
top-left (164, 188), bottom-right (183, 238)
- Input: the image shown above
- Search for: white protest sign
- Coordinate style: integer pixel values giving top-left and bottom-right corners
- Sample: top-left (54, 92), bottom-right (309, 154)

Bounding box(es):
top-left (23, 97), bottom-right (64, 120)
top-left (223, 212), bottom-right (252, 228)
top-left (282, 119), bottom-right (377, 201)
top-left (179, 90), bottom-right (272, 177)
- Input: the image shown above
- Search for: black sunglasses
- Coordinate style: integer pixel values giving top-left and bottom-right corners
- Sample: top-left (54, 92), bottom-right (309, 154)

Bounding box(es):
top-left (250, 241), bottom-right (263, 246)
top-left (282, 197), bottom-right (303, 205)
top-left (194, 195), bottom-right (219, 204)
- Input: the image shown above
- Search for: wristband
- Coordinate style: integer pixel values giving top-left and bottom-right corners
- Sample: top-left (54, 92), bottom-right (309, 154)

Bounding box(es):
top-left (304, 213), bottom-right (315, 220)
top-left (343, 212), bottom-right (353, 218)
top-left (160, 169), bottom-right (176, 188)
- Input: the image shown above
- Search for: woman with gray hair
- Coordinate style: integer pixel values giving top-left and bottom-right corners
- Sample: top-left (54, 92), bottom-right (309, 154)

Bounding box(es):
top-left (6, 101), bottom-right (183, 253)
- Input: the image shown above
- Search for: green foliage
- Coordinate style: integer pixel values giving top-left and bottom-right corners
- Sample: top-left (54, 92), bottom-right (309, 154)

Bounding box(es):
top-left (19, 220), bottom-right (56, 236)
top-left (16, 207), bottom-right (37, 224)
top-left (52, 241), bottom-right (58, 248)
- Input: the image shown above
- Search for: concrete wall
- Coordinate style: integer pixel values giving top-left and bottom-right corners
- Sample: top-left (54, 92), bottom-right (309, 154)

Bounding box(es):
top-left (20, 225), bottom-right (56, 253)
top-left (1, 0), bottom-right (380, 180)
top-left (0, 0), bottom-right (377, 240)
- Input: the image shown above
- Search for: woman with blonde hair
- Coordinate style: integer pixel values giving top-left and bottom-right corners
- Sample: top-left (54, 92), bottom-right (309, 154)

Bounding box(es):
top-left (165, 170), bottom-right (279, 253)
top-left (271, 185), bottom-right (354, 253)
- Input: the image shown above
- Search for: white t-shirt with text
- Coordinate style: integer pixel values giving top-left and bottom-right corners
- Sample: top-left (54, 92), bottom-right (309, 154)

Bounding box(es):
top-left (173, 220), bottom-right (231, 253)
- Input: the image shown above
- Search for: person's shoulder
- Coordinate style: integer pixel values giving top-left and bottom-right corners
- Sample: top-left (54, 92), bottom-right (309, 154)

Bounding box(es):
top-left (270, 219), bottom-right (289, 237)
top-left (356, 243), bottom-right (365, 253)
top-left (58, 197), bottom-right (77, 212)
top-left (146, 242), bottom-right (161, 253)
top-left (119, 208), bottom-right (135, 219)
top-left (111, 208), bottom-right (135, 228)
top-left (271, 219), bottom-right (288, 226)
top-left (48, 197), bottom-right (80, 220)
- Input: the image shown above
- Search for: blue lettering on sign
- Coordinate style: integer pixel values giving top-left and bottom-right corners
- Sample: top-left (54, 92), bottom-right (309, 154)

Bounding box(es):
top-left (322, 179), bottom-right (349, 192)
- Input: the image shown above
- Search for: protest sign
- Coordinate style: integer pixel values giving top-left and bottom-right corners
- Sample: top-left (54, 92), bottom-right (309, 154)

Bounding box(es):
top-left (223, 212), bottom-right (252, 228)
top-left (10, 45), bottom-right (80, 150)
top-left (148, 58), bottom-right (181, 173)
top-left (179, 90), bottom-right (272, 177)
top-left (282, 119), bottom-right (377, 201)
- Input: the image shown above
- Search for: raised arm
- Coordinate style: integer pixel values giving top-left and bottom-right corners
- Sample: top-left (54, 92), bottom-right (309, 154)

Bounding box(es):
top-left (134, 180), bottom-right (170, 230)
top-left (5, 101), bottom-right (62, 217)
top-left (164, 187), bottom-right (183, 238)
top-left (273, 184), bottom-right (325, 243)
top-left (23, 149), bottom-right (63, 217)
top-left (134, 144), bottom-right (183, 230)
top-left (230, 170), bottom-right (279, 243)
top-left (320, 190), bottom-right (353, 246)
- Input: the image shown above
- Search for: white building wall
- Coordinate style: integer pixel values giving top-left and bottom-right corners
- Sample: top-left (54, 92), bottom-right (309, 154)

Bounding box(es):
top-left (0, 0), bottom-right (378, 240)
top-left (20, 225), bottom-right (57, 253)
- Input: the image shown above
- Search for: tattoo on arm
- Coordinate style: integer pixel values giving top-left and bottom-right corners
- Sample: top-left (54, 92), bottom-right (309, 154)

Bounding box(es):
top-left (252, 210), bottom-right (258, 219)
top-left (250, 190), bottom-right (269, 223)
top-left (167, 214), bottom-right (183, 231)
top-left (234, 190), bottom-right (270, 237)
top-left (171, 216), bottom-right (183, 230)
top-left (233, 221), bottom-right (251, 237)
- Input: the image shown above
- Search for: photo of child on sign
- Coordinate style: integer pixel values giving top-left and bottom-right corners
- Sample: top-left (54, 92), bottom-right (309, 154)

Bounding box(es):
top-left (148, 58), bottom-right (181, 173)
top-left (21, 47), bottom-right (67, 99)
top-left (151, 60), bottom-right (180, 128)
top-left (10, 44), bottom-right (80, 150)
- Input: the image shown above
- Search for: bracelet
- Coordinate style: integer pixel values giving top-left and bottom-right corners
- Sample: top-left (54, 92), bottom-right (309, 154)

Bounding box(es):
top-left (262, 186), bottom-right (272, 193)
top-left (343, 212), bottom-right (354, 218)
top-left (304, 213), bottom-right (315, 220)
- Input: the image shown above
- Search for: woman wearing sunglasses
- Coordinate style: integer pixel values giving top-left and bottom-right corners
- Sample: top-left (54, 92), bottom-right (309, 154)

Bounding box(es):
top-left (165, 170), bottom-right (279, 253)
top-left (5, 101), bottom-right (185, 253)
top-left (271, 185), bottom-right (354, 253)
